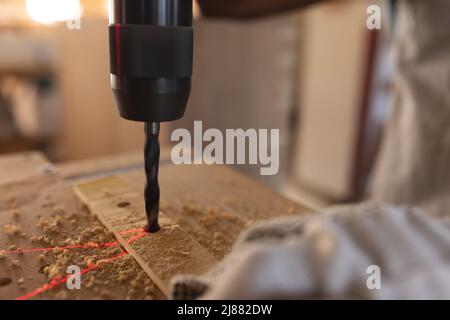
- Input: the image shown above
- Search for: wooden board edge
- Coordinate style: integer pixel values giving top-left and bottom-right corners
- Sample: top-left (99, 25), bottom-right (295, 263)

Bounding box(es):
top-left (73, 180), bottom-right (171, 298)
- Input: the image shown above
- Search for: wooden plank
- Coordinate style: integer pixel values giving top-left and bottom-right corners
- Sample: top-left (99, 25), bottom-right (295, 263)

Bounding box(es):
top-left (74, 176), bottom-right (218, 297)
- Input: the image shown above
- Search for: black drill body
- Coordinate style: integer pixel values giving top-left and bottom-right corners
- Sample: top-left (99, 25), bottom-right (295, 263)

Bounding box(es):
top-left (109, 0), bottom-right (193, 232)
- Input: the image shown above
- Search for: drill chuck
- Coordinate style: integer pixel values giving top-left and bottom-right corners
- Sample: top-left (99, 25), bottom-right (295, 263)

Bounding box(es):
top-left (109, 0), bottom-right (193, 122)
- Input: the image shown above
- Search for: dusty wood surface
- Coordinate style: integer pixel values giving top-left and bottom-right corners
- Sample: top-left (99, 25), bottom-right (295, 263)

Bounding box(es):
top-left (74, 177), bottom-right (218, 297)
top-left (0, 152), bottom-right (49, 185)
top-left (0, 153), bottom-right (164, 300)
top-left (1, 151), bottom-right (311, 300)
top-left (121, 166), bottom-right (308, 259)
top-left (0, 174), bottom-right (167, 300)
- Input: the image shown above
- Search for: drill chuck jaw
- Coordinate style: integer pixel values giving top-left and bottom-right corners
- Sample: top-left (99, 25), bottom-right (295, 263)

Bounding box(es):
top-left (109, 0), bottom-right (193, 123)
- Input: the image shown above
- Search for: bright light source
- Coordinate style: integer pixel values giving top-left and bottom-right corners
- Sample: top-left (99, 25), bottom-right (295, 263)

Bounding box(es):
top-left (107, 0), bottom-right (113, 24)
top-left (193, 0), bottom-right (201, 19)
top-left (26, 0), bottom-right (83, 25)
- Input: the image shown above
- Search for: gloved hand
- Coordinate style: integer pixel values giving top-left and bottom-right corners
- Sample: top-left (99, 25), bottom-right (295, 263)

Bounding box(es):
top-left (171, 202), bottom-right (450, 299)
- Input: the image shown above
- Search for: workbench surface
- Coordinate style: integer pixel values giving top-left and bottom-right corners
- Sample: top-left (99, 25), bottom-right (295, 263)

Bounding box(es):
top-left (0, 151), bottom-right (310, 300)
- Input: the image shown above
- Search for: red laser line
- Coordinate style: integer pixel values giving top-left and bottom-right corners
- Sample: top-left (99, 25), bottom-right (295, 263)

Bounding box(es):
top-left (1, 228), bottom-right (142, 255)
top-left (118, 227), bottom-right (145, 235)
top-left (16, 252), bottom-right (128, 300)
top-left (116, 24), bottom-right (121, 75)
top-left (124, 232), bottom-right (147, 243)
top-left (15, 231), bottom-right (148, 300)
top-left (3, 242), bottom-right (118, 255)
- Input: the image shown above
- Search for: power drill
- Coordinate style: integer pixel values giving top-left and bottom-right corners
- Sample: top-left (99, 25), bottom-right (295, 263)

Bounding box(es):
top-left (109, 0), bottom-right (193, 232)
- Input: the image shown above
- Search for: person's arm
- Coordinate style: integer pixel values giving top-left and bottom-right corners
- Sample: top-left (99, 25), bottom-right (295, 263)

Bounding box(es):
top-left (197, 0), bottom-right (327, 19)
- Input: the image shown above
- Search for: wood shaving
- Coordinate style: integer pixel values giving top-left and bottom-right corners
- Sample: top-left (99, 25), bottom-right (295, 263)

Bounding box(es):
top-left (43, 265), bottom-right (60, 279)
top-left (3, 224), bottom-right (23, 236)
top-left (10, 258), bottom-right (20, 268)
top-left (37, 254), bottom-right (46, 264)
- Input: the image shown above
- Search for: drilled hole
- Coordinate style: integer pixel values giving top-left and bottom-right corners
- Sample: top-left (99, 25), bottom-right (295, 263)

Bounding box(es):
top-left (117, 201), bottom-right (130, 208)
top-left (0, 277), bottom-right (12, 287)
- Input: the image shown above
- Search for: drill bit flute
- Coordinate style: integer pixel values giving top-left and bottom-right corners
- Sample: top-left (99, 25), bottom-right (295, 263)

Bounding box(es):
top-left (144, 122), bottom-right (161, 233)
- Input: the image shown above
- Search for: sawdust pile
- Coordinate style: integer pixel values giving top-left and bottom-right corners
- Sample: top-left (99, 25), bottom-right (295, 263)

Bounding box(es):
top-left (35, 210), bottom-right (165, 300)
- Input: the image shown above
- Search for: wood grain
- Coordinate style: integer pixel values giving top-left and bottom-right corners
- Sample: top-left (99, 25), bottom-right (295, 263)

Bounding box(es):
top-left (74, 176), bottom-right (218, 297)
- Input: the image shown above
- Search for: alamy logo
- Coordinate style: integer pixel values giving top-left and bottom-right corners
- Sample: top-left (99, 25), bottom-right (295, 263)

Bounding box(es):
top-left (367, 5), bottom-right (382, 30)
top-left (366, 265), bottom-right (381, 290)
top-left (66, 265), bottom-right (81, 290)
top-left (171, 121), bottom-right (280, 176)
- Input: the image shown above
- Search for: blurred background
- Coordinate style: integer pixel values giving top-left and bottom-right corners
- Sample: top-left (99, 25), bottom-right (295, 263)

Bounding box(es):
top-left (0, 0), bottom-right (390, 210)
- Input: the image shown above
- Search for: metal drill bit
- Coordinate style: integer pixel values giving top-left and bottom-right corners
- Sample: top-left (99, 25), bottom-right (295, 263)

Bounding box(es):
top-left (144, 122), bottom-right (161, 233)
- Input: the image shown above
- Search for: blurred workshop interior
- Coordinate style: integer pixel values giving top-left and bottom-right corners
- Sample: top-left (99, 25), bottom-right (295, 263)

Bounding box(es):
top-left (0, 0), bottom-right (388, 210)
